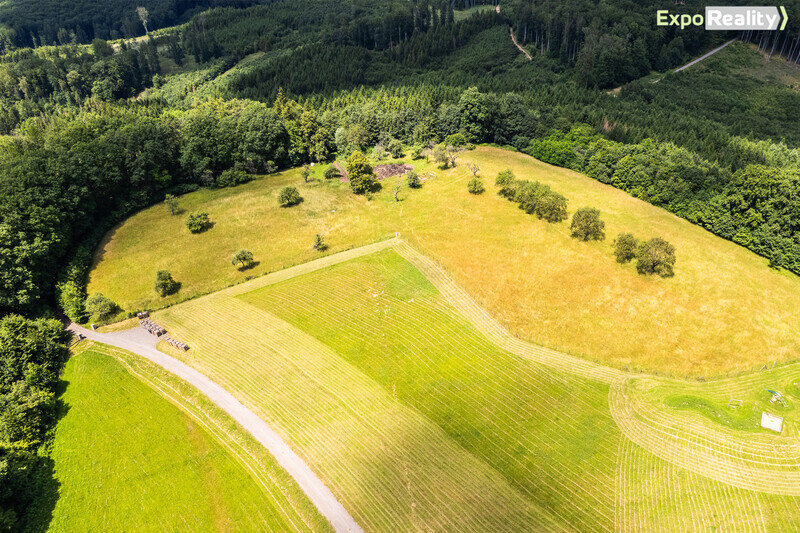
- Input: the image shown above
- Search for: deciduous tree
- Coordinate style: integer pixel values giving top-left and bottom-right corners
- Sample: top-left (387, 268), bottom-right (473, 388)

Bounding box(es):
top-left (636, 238), bottom-right (676, 277)
top-left (570, 208), bottom-right (605, 241)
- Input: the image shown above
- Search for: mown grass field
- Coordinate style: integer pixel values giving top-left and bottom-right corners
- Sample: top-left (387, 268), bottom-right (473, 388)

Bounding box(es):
top-left (49, 344), bottom-right (331, 532)
top-left (153, 246), bottom-right (800, 530)
top-left (89, 146), bottom-right (800, 376)
top-left (616, 438), bottom-right (800, 532)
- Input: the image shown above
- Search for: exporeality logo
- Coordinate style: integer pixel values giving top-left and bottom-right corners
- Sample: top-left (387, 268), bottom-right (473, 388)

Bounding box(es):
top-left (657, 6), bottom-right (789, 30)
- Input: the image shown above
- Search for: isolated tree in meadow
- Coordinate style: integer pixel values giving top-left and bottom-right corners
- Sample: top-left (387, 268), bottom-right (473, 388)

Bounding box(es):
top-left (301, 164), bottom-right (311, 183)
top-left (636, 237), bottom-right (676, 277)
top-left (164, 194), bottom-right (179, 215)
top-left (535, 192), bottom-right (568, 223)
top-left (570, 207), bottom-right (605, 241)
top-left (185, 212), bottom-right (211, 233)
top-left (313, 234), bottom-right (328, 251)
top-left (406, 171), bottom-right (421, 189)
top-left (232, 249), bottom-right (254, 269)
top-left (278, 186), bottom-right (302, 207)
top-left (467, 177), bottom-right (485, 195)
top-left (84, 293), bottom-right (118, 320)
top-left (468, 162), bottom-right (480, 178)
top-left (614, 233), bottom-right (639, 263)
top-left (136, 6), bottom-right (149, 34)
top-left (346, 150), bottom-right (378, 194)
top-left (154, 270), bottom-right (179, 297)
top-left (446, 145), bottom-right (462, 168)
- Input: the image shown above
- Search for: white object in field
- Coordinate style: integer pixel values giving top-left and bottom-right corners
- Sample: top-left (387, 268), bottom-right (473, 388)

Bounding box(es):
top-left (761, 412), bottom-right (784, 433)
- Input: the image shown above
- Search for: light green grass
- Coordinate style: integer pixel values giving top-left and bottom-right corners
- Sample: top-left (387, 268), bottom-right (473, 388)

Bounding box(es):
top-left (154, 247), bottom-right (800, 529)
top-left (454, 4), bottom-right (496, 21)
top-left (48, 344), bottom-right (331, 532)
top-left (239, 249), bottom-right (621, 530)
top-left (617, 438), bottom-right (800, 531)
top-left (155, 261), bottom-right (560, 531)
top-left (89, 146), bottom-right (800, 376)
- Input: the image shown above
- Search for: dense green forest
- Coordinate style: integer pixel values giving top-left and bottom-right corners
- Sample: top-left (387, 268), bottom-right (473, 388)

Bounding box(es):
top-left (0, 0), bottom-right (260, 51)
top-left (1, 0), bottom-right (800, 529)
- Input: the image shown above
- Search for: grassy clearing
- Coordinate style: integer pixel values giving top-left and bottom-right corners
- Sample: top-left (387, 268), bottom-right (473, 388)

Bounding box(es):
top-left (89, 146), bottom-right (800, 376)
top-left (708, 42), bottom-right (800, 89)
top-left (453, 4), bottom-right (496, 21)
top-left (49, 343), bottom-right (330, 532)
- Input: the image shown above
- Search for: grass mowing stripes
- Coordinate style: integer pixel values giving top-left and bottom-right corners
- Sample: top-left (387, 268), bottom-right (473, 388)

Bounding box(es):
top-left (238, 249), bottom-right (621, 531)
top-left (152, 242), bottom-right (800, 529)
top-left (49, 344), bottom-right (330, 532)
top-left (616, 438), bottom-right (800, 532)
top-left (156, 293), bottom-right (555, 531)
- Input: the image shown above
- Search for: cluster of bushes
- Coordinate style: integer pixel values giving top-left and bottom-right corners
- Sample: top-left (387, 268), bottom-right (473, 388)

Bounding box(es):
top-left (278, 187), bottom-right (303, 207)
top-left (495, 170), bottom-right (568, 223)
top-left (185, 212), bottom-right (212, 234)
top-left (614, 234), bottom-right (676, 278)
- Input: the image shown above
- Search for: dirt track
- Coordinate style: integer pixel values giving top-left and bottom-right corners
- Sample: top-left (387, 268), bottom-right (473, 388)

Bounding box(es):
top-left (67, 322), bottom-right (363, 533)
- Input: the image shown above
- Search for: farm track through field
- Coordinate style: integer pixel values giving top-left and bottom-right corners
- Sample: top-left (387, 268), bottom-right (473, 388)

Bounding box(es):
top-left (66, 323), bottom-right (362, 533)
top-left (84, 238), bottom-right (800, 529)
top-left (160, 295), bottom-right (565, 531)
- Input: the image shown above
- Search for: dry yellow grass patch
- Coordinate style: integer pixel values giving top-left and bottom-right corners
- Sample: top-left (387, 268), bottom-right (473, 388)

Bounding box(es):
top-left (89, 147), bottom-right (800, 375)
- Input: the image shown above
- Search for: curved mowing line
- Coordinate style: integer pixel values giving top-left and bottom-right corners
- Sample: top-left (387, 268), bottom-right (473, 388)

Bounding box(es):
top-left (80, 238), bottom-right (800, 524)
top-left (67, 323), bottom-right (363, 533)
top-left (609, 383), bottom-right (800, 496)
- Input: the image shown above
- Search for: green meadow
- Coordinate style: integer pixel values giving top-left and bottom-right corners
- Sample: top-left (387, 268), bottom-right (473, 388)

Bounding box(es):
top-left (48, 344), bottom-right (330, 532)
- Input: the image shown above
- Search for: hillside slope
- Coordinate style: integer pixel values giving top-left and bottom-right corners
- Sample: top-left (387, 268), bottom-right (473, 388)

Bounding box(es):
top-left (88, 146), bottom-right (800, 376)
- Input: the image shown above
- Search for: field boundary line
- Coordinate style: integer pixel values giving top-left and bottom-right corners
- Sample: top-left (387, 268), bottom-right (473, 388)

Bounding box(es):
top-left (391, 240), bottom-right (627, 384)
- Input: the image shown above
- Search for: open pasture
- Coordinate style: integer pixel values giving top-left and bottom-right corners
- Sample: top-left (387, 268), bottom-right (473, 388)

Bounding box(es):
top-left (89, 146), bottom-right (800, 376)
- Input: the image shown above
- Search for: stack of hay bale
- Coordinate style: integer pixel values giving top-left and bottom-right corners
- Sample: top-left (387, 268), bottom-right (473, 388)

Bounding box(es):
top-left (139, 317), bottom-right (166, 337)
top-left (163, 336), bottom-right (189, 351)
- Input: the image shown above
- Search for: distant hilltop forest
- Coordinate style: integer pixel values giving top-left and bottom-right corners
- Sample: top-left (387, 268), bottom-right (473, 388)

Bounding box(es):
top-left (1, 0), bottom-right (797, 88)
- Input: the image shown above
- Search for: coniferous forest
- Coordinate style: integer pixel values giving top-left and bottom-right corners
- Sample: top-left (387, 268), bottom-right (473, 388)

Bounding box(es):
top-left (1, 0), bottom-right (800, 529)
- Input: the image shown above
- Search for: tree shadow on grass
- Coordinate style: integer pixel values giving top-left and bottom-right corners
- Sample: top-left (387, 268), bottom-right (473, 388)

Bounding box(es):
top-left (21, 380), bottom-right (71, 532)
top-left (191, 221), bottom-right (215, 234)
top-left (237, 261), bottom-right (260, 272)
